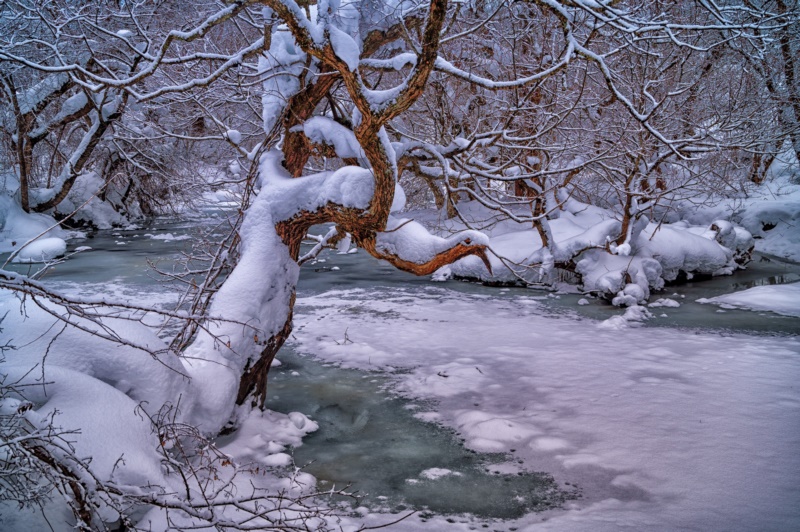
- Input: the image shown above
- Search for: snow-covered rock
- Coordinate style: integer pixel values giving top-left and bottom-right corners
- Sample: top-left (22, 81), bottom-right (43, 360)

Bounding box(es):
top-left (420, 196), bottom-right (755, 304)
top-left (635, 223), bottom-right (737, 282)
top-left (11, 237), bottom-right (67, 263)
top-left (736, 198), bottom-right (800, 262)
top-left (575, 250), bottom-right (663, 305)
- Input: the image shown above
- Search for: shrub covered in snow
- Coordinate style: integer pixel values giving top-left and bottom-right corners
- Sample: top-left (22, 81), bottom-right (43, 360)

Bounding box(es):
top-left (425, 196), bottom-right (757, 305)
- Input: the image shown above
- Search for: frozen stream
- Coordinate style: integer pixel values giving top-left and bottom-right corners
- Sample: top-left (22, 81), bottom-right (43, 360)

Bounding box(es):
top-left (5, 217), bottom-right (799, 527)
top-left (6, 217), bottom-right (799, 336)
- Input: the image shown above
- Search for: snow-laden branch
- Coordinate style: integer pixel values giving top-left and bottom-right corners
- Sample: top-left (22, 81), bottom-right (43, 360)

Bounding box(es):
top-left (298, 225), bottom-right (339, 264)
top-left (0, 0), bottom-right (260, 99)
top-left (370, 216), bottom-right (492, 275)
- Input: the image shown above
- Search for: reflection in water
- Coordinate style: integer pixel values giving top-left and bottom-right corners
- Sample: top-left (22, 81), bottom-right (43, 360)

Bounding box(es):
top-left (735, 273), bottom-right (800, 289)
top-left (731, 255), bottom-right (800, 290)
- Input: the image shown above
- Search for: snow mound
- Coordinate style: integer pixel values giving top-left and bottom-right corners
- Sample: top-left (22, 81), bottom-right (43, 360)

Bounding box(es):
top-left (3, 364), bottom-right (168, 488)
top-left (648, 298), bottom-right (681, 308)
top-left (0, 195), bottom-right (67, 253)
top-left (598, 304), bottom-right (653, 329)
top-left (576, 250), bottom-right (663, 305)
top-left (12, 237), bottom-right (67, 263)
top-left (737, 199), bottom-right (800, 262)
top-left (697, 283), bottom-right (800, 317)
top-left (636, 223), bottom-right (736, 280)
top-left (1, 289), bottom-right (188, 411)
top-left (419, 468), bottom-right (462, 480)
top-left (43, 171), bottom-right (143, 229)
top-left (145, 232), bottom-right (192, 241)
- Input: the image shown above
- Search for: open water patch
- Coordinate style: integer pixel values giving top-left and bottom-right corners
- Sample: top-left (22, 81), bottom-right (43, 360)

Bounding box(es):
top-left (266, 349), bottom-right (578, 519)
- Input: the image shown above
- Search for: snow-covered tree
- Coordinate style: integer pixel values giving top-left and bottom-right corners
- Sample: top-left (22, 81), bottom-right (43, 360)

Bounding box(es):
top-left (0, 0), bottom-right (257, 225)
top-left (176, 0), bottom-right (798, 412)
top-left (377, 0), bottom-right (796, 285)
top-left (2, 0), bottom-right (799, 528)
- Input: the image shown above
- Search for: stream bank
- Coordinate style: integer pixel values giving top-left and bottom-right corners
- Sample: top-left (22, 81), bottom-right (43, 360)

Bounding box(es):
top-left (4, 217), bottom-right (799, 528)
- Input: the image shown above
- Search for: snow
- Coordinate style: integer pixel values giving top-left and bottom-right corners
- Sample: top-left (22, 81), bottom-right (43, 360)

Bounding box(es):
top-left (9, 236), bottom-right (67, 263)
top-left (3, 13), bottom-right (800, 528)
top-left (3, 176), bottom-right (798, 530)
top-left (443, 229), bottom-right (544, 281)
top-left (575, 249), bottom-right (663, 303)
top-left (297, 116), bottom-right (366, 161)
top-left (2, 364), bottom-right (168, 488)
top-left (225, 129), bottom-right (242, 144)
top-left (57, 92), bottom-right (89, 119)
top-left (391, 182), bottom-right (406, 212)
top-left (419, 467), bottom-right (462, 480)
top-left (648, 298), bottom-right (681, 308)
top-left (171, 143), bottom-right (381, 434)
top-left (677, 164), bottom-right (800, 262)
top-left (598, 303), bottom-right (653, 329)
top-left (636, 223), bottom-right (734, 281)
top-left (43, 171), bottom-right (139, 229)
top-left (738, 197), bottom-right (800, 261)
top-left (0, 281), bottom-right (325, 530)
top-left (144, 232), bottom-right (191, 241)
top-left (329, 25), bottom-right (360, 71)
top-left (260, 30), bottom-right (304, 132)
top-left (257, 149), bottom-right (375, 222)
top-left (360, 52), bottom-right (417, 71)
top-left (697, 282), bottom-right (800, 317)
top-left (336, 232), bottom-right (352, 253)
top-left (0, 195), bottom-right (67, 253)
top-left (291, 287), bottom-right (800, 531)
top-left (376, 216), bottom-right (488, 265)
top-left (433, 51), bottom-right (574, 90)
top-left (179, 184), bottom-right (299, 433)
top-left (14, 72), bottom-right (71, 116)
top-left (5, 257), bottom-right (797, 531)
top-left (0, 288), bottom-right (189, 411)
top-left (216, 407), bottom-right (318, 468)
top-left (418, 195), bottom-right (756, 304)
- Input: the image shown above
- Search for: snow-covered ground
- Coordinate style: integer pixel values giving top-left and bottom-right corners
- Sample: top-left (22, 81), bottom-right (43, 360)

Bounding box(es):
top-left (698, 282), bottom-right (800, 318)
top-left (290, 287), bottom-right (800, 531)
top-left (4, 277), bottom-right (797, 530)
top-left (3, 156), bottom-right (799, 529)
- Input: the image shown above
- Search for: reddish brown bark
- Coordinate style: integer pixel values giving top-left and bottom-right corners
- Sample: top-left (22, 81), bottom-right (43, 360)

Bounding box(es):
top-left (237, 0), bottom-right (461, 408)
top-left (361, 237), bottom-right (492, 276)
top-left (236, 295), bottom-right (295, 408)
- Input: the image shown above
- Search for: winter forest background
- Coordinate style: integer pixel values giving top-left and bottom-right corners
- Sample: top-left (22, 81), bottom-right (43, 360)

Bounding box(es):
top-left (1, 1), bottom-right (799, 530)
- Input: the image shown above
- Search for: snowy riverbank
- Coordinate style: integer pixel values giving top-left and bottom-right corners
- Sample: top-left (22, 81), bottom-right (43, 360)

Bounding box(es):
top-left (2, 217), bottom-right (798, 530)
